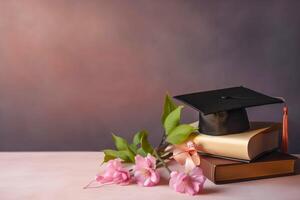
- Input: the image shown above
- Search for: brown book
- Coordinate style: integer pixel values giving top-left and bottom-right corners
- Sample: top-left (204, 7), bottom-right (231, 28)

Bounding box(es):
top-left (200, 151), bottom-right (297, 184)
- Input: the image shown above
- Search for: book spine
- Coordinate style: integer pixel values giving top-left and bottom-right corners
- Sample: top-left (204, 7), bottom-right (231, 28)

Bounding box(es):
top-left (200, 157), bottom-right (216, 183)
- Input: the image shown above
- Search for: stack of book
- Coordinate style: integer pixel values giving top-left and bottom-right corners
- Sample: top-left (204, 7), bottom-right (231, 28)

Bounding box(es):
top-left (190, 121), bottom-right (297, 184)
top-left (173, 86), bottom-right (298, 184)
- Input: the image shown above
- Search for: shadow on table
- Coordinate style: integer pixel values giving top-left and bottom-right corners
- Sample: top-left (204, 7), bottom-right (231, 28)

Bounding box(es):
top-left (201, 187), bottom-right (224, 195)
top-left (157, 177), bottom-right (169, 186)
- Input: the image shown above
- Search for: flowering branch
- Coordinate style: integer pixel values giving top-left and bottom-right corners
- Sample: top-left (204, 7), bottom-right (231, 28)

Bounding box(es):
top-left (92, 93), bottom-right (206, 196)
top-left (153, 149), bottom-right (171, 174)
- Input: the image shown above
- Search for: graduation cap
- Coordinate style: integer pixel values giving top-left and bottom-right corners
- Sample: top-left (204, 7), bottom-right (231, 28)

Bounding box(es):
top-left (174, 86), bottom-right (284, 136)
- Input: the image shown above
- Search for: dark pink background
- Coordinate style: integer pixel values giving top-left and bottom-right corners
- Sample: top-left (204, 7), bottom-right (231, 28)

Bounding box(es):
top-left (0, 1), bottom-right (299, 152)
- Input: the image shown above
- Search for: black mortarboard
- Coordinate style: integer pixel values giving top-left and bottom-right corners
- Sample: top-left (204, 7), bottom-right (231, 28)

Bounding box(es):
top-left (174, 86), bottom-right (284, 136)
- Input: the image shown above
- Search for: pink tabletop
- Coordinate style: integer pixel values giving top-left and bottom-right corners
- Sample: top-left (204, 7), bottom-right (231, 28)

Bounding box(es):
top-left (0, 152), bottom-right (299, 200)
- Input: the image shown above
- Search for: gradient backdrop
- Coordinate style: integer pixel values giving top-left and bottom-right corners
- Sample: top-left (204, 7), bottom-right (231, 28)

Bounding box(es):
top-left (0, 0), bottom-right (299, 152)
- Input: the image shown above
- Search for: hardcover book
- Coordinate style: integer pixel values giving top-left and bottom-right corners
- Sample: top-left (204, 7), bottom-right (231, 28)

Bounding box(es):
top-left (200, 151), bottom-right (297, 184)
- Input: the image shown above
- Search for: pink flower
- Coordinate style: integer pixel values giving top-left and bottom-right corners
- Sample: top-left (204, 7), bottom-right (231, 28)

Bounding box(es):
top-left (134, 154), bottom-right (160, 187)
top-left (169, 167), bottom-right (206, 196)
top-left (173, 141), bottom-right (201, 172)
top-left (95, 159), bottom-right (131, 185)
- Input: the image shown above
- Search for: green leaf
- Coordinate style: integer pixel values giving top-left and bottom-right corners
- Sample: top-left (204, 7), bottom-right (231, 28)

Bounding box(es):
top-left (124, 149), bottom-right (135, 162)
top-left (133, 130), bottom-right (153, 156)
top-left (112, 133), bottom-right (128, 151)
top-left (128, 143), bottom-right (137, 154)
top-left (163, 106), bottom-right (183, 135)
top-left (103, 149), bottom-right (126, 162)
top-left (103, 149), bottom-right (134, 163)
top-left (132, 130), bottom-right (153, 155)
top-left (103, 149), bottom-right (117, 163)
top-left (140, 133), bottom-right (153, 154)
top-left (166, 124), bottom-right (197, 144)
top-left (161, 94), bottom-right (178, 125)
top-left (133, 130), bottom-right (148, 146)
top-left (137, 148), bottom-right (147, 157)
top-left (105, 133), bottom-right (136, 163)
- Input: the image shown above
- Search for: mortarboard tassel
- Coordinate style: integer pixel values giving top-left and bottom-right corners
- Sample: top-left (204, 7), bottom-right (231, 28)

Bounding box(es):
top-left (282, 106), bottom-right (288, 153)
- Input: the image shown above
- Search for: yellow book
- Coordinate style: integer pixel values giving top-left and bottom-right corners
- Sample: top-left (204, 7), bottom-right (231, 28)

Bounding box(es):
top-left (191, 121), bottom-right (281, 161)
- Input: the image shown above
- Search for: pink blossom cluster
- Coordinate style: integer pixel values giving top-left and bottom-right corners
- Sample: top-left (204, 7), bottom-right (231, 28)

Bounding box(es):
top-left (94, 154), bottom-right (206, 196)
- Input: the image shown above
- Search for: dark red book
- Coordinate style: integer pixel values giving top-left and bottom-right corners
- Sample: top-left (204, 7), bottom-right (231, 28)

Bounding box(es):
top-left (200, 151), bottom-right (297, 184)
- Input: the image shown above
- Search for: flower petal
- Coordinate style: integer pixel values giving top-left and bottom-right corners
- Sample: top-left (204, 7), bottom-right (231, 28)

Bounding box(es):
top-left (150, 170), bottom-right (160, 183)
top-left (185, 183), bottom-right (197, 196)
top-left (135, 155), bottom-right (148, 170)
top-left (133, 155), bottom-right (160, 187)
top-left (144, 177), bottom-right (152, 186)
top-left (169, 168), bottom-right (206, 196)
top-left (146, 154), bottom-right (157, 168)
top-left (191, 152), bottom-right (200, 166)
top-left (184, 156), bottom-right (196, 173)
top-left (173, 149), bottom-right (190, 165)
top-left (134, 170), bottom-right (146, 184)
top-left (96, 159), bottom-right (131, 185)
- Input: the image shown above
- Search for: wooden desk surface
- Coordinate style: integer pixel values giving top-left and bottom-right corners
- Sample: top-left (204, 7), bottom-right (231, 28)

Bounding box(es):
top-left (0, 152), bottom-right (299, 200)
